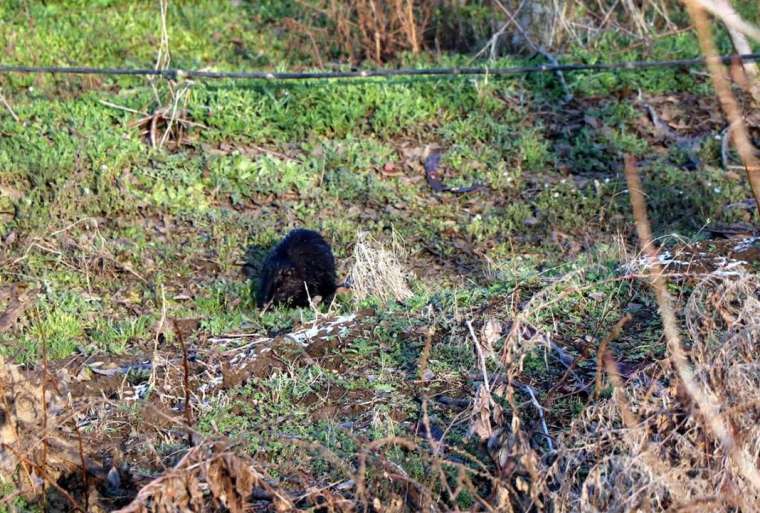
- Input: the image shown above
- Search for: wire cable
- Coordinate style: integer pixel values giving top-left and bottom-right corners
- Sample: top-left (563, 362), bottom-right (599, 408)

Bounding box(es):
top-left (1, 53), bottom-right (760, 82)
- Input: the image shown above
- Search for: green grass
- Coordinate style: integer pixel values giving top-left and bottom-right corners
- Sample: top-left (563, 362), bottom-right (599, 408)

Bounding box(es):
top-left (2, 0), bottom-right (754, 366)
top-left (0, 483), bottom-right (40, 513)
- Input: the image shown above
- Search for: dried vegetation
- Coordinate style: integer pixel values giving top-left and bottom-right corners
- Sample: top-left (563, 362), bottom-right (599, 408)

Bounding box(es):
top-left (548, 271), bottom-right (760, 513)
top-left (282, 0), bottom-right (686, 65)
top-left (2, 260), bottom-right (759, 512)
top-left (348, 231), bottom-right (413, 305)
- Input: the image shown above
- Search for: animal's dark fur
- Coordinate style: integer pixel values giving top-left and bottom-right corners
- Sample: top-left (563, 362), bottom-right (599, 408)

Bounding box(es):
top-left (253, 229), bottom-right (337, 308)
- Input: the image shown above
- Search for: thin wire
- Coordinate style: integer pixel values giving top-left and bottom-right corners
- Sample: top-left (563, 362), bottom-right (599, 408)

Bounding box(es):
top-left (1, 53), bottom-right (760, 82)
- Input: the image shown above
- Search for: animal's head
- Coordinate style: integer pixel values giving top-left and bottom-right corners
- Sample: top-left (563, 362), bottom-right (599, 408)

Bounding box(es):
top-left (258, 265), bottom-right (304, 308)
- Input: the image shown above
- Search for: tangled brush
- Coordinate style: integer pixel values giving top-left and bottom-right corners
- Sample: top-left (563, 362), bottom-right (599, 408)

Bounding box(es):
top-left (547, 269), bottom-right (760, 513)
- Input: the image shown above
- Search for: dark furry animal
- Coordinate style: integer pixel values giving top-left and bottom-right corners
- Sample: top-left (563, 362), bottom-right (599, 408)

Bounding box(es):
top-left (253, 229), bottom-right (337, 308)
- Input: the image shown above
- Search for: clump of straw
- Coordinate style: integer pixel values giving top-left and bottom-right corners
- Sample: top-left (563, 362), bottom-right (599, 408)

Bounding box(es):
top-left (348, 231), bottom-right (413, 305)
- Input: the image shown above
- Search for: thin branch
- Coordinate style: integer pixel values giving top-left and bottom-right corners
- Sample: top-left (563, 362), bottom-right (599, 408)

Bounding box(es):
top-left (98, 99), bottom-right (148, 116)
top-left (520, 384), bottom-right (554, 452)
top-left (594, 313), bottom-right (633, 398)
top-left (172, 318), bottom-right (194, 435)
top-left (685, 1), bottom-right (760, 217)
top-left (149, 284), bottom-right (167, 388)
top-left (713, 0), bottom-right (759, 82)
top-left (693, 0), bottom-right (760, 43)
top-left (0, 89), bottom-right (19, 122)
top-left (467, 320), bottom-right (490, 391)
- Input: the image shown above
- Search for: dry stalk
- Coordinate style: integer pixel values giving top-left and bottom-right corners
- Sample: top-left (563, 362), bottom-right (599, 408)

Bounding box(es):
top-left (149, 284), bottom-right (167, 389)
top-left (36, 307), bottom-right (49, 510)
top-left (294, 0), bottom-right (432, 63)
top-left (69, 397), bottom-right (89, 513)
top-left (684, 0), bottom-right (760, 215)
top-left (594, 313), bottom-right (632, 399)
top-left (393, 0), bottom-right (420, 54)
top-left (416, 326), bottom-right (463, 505)
top-left (114, 443), bottom-right (293, 513)
top-left (542, 0), bottom-right (677, 50)
top-left (416, 327), bottom-right (434, 381)
top-left (624, 154), bottom-right (760, 496)
top-left (596, 345), bottom-right (697, 507)
top-left (151, 0), bottom-right (171, 105)
top-left (622, 0), bottom-right (649, 35)
top-left (713, 1), bottom-right (759, 84)
top-left (171, 319), bottom-right (193, 434)
top-left (157, 84), bottom-right (190, 149)
top-left (467, 320), bottom-right (491, 391)
top-left (0, 89), bottom-right (19, 122)
top-left (692, 0), bottom-right (760, 42)
top-left (140, 0), bottom-right (195, 150)
top-left (1, 444), bottom-right (84, 513)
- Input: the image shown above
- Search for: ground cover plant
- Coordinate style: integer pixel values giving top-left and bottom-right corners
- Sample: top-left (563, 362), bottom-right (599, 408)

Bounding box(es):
top-left (0, 1), bottom-right (759, 512)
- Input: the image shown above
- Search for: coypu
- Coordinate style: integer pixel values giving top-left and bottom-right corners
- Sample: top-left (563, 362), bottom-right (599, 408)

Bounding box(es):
top-left (250, 229), bottom-right (337, 309)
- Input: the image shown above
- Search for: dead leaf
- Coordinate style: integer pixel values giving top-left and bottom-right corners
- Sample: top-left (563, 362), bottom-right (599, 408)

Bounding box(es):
top-left (380, 162), bottom-right (403, 177)
top-left (481, 318), bottom-right (502, 356)
top-left (516, 476), bottom-right (530, 493)
top-left (470, 385), bottom-right (494, 441)
top-left (0, 185), bottom-right (23, 201)
top-left (0, 284), bottom-right (34, 332)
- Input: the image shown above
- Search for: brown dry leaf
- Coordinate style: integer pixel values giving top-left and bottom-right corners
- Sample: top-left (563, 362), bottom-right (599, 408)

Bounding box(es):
top-left (208, 458), bottom-right (234, 512)
top-left (113, 445), bottom-right (290, 513)
top-left (399, 144), bottom-right (427, 162)
top-left (470, 385), bottom-right (494, 441)
top-left (490, 483), bottom-right (514, 512)
top-left (481, 318), bottom-right (502, 357)
top-left (380, 162), bottom-right (403, 177)
top-left (0, 284), bottom-right (34, 332)
top-left (659, 103), bottom-right (678, 122)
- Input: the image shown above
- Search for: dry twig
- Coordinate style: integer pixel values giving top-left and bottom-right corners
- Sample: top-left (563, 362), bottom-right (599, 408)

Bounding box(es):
top-left (685, 0), bottom-right (760, 215)
top-left (0, 89), bottom-right (19, 122)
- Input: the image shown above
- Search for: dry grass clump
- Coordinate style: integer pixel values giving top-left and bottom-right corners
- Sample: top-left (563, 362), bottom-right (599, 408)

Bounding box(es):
top-left (280, 0), bottom-right (685, 65)
top-left (349, 231), bottom-right (413, 305)
top-left (548, 270), bottom-right (760, 513)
